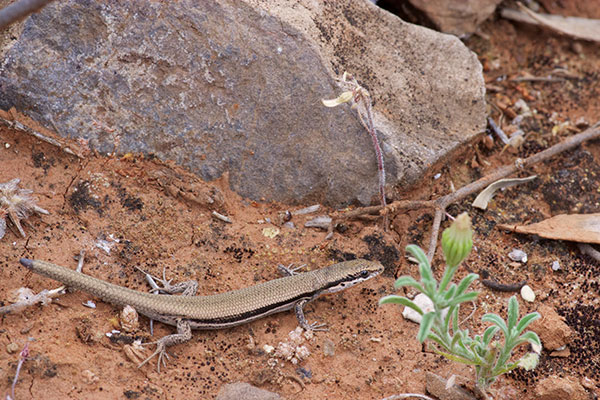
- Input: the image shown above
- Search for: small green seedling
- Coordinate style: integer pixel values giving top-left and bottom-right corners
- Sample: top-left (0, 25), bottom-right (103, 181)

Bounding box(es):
top-left (380, 213), bottom-right (541, 392)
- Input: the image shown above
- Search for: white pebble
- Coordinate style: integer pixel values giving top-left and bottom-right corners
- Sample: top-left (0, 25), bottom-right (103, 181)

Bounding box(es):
top-left (551, 260), bottom-right (561, 271)
top-left (82, 300), bottom-right (96, 309)
top-left (508, 249), bottom-right (528, 263)
top-left (263, 344), bottom-right (274, 354)
top-left (520, 285), bottom-right (535, 302)
top-left (402, 293), bottom-right (448, 323)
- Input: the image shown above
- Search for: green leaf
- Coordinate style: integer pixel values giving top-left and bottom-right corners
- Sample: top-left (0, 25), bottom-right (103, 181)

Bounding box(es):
top-left (507, 296), bottom-right (519, 331)
top-left (406, 244), bottom-right (429, 265)
top-left (482, 326), bottom-right (500, 346)
top-left (426, 331), bottom-right (450, 351)
top-left (443, 284), bottom-right (457, 301)
top-left (450, 330), bottom-right (463, 349)
top-left (433, 349), bottom-right (479, 366)
top-left (417, 312), bottom-right (436, 343)
top-left (444, 305), bottom-right (457, 333)
top-left (456, 273), bottom-right (479, 295)
top-left (379, 295), bottom-right (424, 315)
top-left (516, 312), bottom-right (541, 335)
top-left (393, 276), bottom-right (424, 292)
top-left (447, 292), bottom-right (479, 307)
top-left (419, 261), bottom-right (436, 293)
top-left (482, 313), bottom-right (508, 337)
top-left (514, 331), bottom-right (541, 348)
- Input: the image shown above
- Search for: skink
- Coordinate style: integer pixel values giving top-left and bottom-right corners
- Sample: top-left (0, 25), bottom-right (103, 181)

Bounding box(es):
top-left (19, 258), bottom-right (383, 371)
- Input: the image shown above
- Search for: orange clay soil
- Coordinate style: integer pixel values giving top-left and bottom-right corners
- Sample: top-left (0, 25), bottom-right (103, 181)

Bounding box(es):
top-left (1, 11), bottom-right (600, 400)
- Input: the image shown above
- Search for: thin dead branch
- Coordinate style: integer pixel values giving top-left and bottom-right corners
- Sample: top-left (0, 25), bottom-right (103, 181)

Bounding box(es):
top-left (330, 122), bottom-right (600, 260)
top-left (0, 111), bottom-right (84, 159)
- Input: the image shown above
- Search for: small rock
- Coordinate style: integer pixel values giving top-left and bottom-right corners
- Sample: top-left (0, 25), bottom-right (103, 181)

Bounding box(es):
top-left (574, 116), bottom-right (590, 129)
top-left (405, 0), bottom-right (504, 36)
top-left (6, 342), bottom-right (20, 354)
top-left (550, 347), bottom-right (570, 357)
top-left (402, 293), bottom-right (448, 324)
top-left (304, 215), bottom-right (332, 230)
top-left (520, 285), bottom-right (535, 302)
top-left (580, 376), bottom-right (596, 390)
top-left (551, 260), bottom-right (561, 271)
top-left (425, 371), bottom-right (477, 400)
top-left (531, 305), bottom-right (573, 351)
top-left (120, 305), bottom-right (139, 332)
top-left (81, 369), bottom-right (99, 385)
top-left (216, 382), bottom-right (283, 400)
top-left (534, 376), bottom-right (587, 400)
top-left (323, 339), bottom-right (335, 356)
top-left (263, 344), bottom-right (274, 354)
top-left (508, 248), bottom-right (528, 263)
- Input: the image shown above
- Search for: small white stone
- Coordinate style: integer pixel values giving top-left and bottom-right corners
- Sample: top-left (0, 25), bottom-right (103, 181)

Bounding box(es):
top-left (520, 285), bottom-right (536, 302)
top-left (82, 300), bottom-right (96, 309)
top-left (402, 293), bottom-right (448, 323)
top-left (508, 249), bottom-right (528, 263)
top-left (4, 143), bottom-right (10, 149)
top-left (551, 260), bottom-right (561, 271)
top-left (263, 344), bottom-right (274, 354)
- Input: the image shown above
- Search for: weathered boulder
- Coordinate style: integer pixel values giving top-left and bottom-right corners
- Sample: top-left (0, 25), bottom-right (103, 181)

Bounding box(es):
top-left (406, 0), bottom-right (504, 36)
top-left (0, 0), bottom-right (486, 205)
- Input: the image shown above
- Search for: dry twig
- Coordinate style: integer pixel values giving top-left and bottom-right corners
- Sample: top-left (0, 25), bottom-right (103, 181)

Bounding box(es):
top-left (331, 122), bottom-right (600, 260)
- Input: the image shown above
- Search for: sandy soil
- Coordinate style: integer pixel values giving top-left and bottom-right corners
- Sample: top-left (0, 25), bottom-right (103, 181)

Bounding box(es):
top-left (1, 5), bottom-right (599, 400)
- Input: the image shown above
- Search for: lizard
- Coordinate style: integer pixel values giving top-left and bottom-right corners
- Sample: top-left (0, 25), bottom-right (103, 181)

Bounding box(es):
top-left (18, 257), bottom-right (384, 371)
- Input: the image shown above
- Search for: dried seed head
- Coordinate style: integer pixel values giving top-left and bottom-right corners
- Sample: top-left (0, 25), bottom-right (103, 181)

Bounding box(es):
top-left (0, 178), bottom-right (49, 239)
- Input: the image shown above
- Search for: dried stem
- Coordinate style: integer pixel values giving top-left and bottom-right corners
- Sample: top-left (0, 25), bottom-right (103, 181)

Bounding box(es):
top-left (333, 122), bottom-right (600, 260)
top-left (323, 72), bottom-right (388, 229)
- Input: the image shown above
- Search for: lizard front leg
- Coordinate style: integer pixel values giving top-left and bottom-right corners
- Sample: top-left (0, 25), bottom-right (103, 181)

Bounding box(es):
top-left (294, 299), bottom-right (328, 331)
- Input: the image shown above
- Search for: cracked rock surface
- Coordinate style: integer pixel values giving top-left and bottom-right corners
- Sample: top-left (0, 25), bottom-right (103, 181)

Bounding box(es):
top-left (0, 0), bottom-right (485, 205)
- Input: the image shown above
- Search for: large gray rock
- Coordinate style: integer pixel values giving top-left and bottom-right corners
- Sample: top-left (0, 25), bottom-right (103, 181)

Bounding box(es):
top-left (0, 0), bottom-right (486, 205)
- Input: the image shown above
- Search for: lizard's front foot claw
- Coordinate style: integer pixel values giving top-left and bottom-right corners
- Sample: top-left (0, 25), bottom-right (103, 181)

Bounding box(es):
top-left (277, 263), bottom-right (307, 277)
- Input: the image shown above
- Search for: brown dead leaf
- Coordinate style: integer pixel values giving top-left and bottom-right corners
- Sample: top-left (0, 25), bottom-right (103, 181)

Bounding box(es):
top-left (501, 3), bottom-right (600, 42)
top-left (497, 214), bottom-right (600, 244)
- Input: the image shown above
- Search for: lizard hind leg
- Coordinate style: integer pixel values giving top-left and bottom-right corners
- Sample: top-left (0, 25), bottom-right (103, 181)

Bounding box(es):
top-left (138, 319), bottom-right (193, 373)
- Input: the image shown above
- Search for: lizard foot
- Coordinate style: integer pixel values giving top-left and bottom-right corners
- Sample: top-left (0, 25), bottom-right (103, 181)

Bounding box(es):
top-left (137, 340), bottom-right (170, 373)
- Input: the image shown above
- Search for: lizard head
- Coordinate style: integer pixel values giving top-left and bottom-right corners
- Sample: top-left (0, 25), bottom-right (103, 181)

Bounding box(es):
top-left (318, 259), bottom-right (384, 295)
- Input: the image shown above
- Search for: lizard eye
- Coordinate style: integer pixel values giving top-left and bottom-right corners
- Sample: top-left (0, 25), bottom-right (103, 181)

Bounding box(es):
top-left (360, 270), bottom-right (369, 278)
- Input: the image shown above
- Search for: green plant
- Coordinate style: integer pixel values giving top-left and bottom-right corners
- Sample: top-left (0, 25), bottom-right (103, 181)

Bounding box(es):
top-left (380, 213), bottom-right (541, 392)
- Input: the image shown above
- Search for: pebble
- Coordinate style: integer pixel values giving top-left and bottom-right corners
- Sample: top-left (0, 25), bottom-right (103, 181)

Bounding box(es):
top-left (402, 293), bottom-right (448, 324)
top-left (120, 305), bottom-right (139, 332)
top-left (508, 248), bottom-right (527, 263)
top-left (6, 342), bottom-right (20, 354)
top-left (520, 285), bottom-right (535, 302)
top-left (323, 339), bottom-right (335, 356)
top-left (216, 382), bottom-right (282, 400)
top-left (551, 260), bottom-right (561, 271)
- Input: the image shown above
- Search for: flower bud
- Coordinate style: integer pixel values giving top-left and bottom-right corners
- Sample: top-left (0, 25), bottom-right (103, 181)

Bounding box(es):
top-left (441, 213), bottom-right (473, 268)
